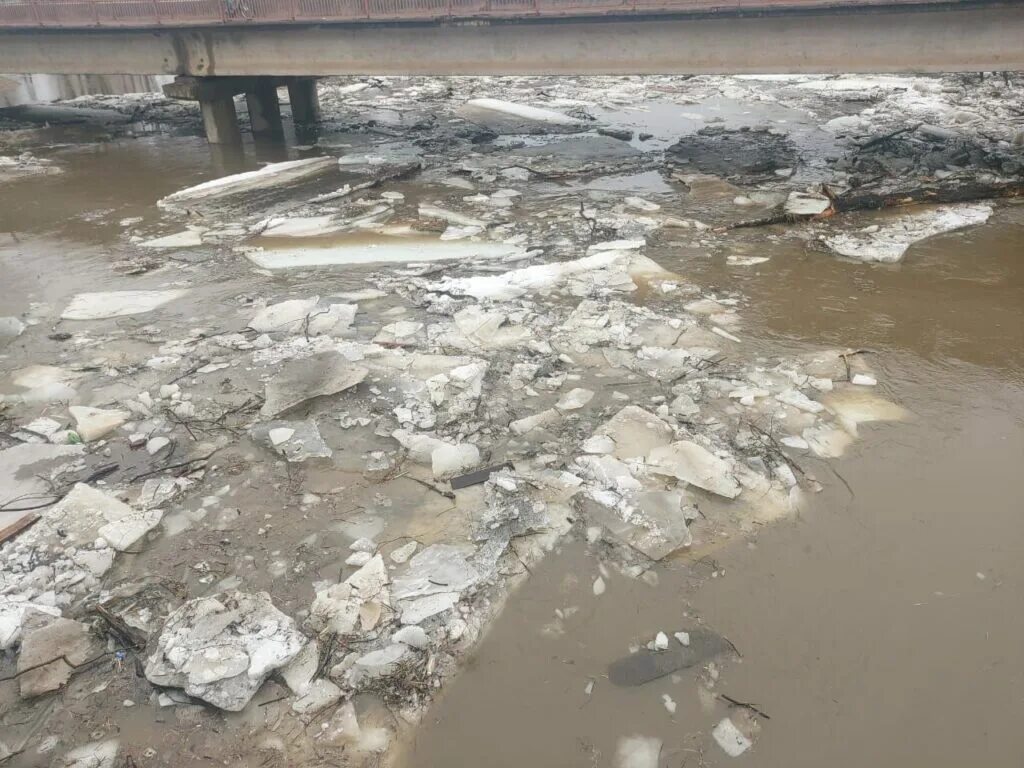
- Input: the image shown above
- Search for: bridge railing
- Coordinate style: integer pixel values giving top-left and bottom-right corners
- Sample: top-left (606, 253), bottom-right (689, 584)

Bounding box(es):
top-left (0, 0), bottom-right (963, 28)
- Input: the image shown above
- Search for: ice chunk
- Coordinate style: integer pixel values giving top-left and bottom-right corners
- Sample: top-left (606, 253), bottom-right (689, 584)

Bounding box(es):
top-left (139, 230), bottom-right (203, 248)
top-left (465, 98), bottom-right (584, 126)
top-left (259, 215), bottom-right (347, 238)
top-left (62, 739), bottom-right (120, 768)
top-left (61, 290), bottom-right (188, 320)
top-left (159, 157), bottom-right (336, 206)
top-left (391, 545), bottom-right (481, 601)
top-left (144, 591), bottom-right (306, 711)
top-left (418, 204), bottom-right (487, 228)
top-left (248, 297), bottom-right (356, 336)
top-left (261, 352), bottom-right (368, 417)
top-left (98, 510), bottom-right (163, 551)
top-left (246, 238), bottom-right (524, 269)
top-left (824, 203), bottom-right (992, 263)
top-left (252, 420), bottom-right (332, 462)
top-left (784, 190), bottom-right (831, 217)
top-left (392, 625), bottom-right (430, 649)
top-left (615, 735), bottom-right (662, 768)
top-left (599, 406), bottom-right (674, 460)
top-left (648, 442), bottom-right (741, 499)
top-left (398, 592), bottom-right (459, 625)
top-left (430, 250), bottom-right (667, 302)
top-left (713, 718), bottom-right (753, 757)
top-left (309, 555), bottom-right (390, 634)
top-left (0, 315), bottom-right (26, 341)
top-left (349, 644), bottom-right (409, 683)
top-left (17, 613), bottom-right (102, 698)
top-left (775, 388), bottom-right (825, 414)
top-left (556, 388), bottom-right (595, 411)
top-left (68, 406), bottom-right (129, 442)
top-left (0, 599), bottom-right (61, 650)
top-left (292, 679), bottom-right (343, 715)
top-left (431, 442), bottom-right (481, 479)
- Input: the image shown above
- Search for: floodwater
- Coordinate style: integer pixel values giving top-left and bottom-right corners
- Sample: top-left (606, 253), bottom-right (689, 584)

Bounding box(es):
top-left (1, 82), bottom-right (1022, 768)
top-left (405, 206), bottom-right (1024, 767)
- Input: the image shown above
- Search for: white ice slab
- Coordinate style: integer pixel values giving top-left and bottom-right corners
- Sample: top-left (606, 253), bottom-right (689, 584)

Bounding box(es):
top-left (824, 204), bottom-right (992, 263)
top-left (246, 239), bottom-right (523, 269)
top-left (464, 98), bottom-right (584, 126)
top-left (61, 290), bottom-right (188, 320)
top-left (158, 157), bottom-right (335, 206)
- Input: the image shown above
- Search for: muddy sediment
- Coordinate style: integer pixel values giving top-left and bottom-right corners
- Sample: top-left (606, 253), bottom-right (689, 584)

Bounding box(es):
top-left (0, 73), bottom-right (1022, 767)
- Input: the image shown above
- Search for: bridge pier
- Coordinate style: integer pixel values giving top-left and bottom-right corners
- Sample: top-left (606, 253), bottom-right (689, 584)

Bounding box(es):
top-left (287, 79), bottom-right (320, 125)
top-left (163, 75), bottom-right (316, 144)
top-left (199, 92), bottom-right (242, 145)
top-left (246, 78), bottom-right (284, 139)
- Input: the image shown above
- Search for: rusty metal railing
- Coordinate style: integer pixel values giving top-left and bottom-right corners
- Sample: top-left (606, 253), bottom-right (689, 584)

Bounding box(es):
top-left (0, 0), bottom-right (972, 28)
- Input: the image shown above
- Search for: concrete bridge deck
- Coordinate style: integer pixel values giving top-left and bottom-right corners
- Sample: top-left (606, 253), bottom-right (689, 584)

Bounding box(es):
top-left (0, 0), bottom-right (1021, 78)
top-left (0, 0), bottom-right (982, 29)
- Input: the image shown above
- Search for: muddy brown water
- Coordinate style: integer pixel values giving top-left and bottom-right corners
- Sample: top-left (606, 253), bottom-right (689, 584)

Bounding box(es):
top-left (404, 207), bottom-right (1024, 767)
top-left (1, 119), bottom-right (1021, 767)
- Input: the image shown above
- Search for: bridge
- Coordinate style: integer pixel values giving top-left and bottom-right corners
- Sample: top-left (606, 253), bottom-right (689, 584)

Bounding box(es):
top-left (1, 0), bottom-right (1022, 143)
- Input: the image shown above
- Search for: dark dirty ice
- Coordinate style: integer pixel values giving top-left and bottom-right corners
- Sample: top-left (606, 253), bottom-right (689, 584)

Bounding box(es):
top-left (0, 74), bottom-right (1022, 768)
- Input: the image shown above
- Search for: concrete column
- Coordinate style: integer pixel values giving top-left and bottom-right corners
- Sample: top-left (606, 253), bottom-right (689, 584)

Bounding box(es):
top-left (200, 94), bottom-right (241, 145)
top-left (288, 79), bottom-right (320, 125)
top-left (245, 79), bottom-right (283, 139)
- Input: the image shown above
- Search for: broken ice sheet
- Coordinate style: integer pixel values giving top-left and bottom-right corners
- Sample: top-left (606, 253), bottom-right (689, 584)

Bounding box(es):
top-left (61, 290), bottom-right (188, 320)
top-left (647, 441), bottom-right (742, 499)
top-left (158, 157), bottom-right (336, 207)
top-left (251, 420), bottom-right (332, 462)
top-left (144, 590), bottom-right (306, 711)
top-left (598, 405), bottom-right (673, 460)
top-left (462, 98), bottom-right (585, 127)
top-left (245, 236), bottom-right (525, 269)
top-left (139, 230), bottom-right (204, 248)
top-left (260, 351), bottom-right (368, 417)
top-left (248, 297), bottom-right (356, 337)
top-left (824, 203), bottom-right (992, 263)
top-left (580, 490), bottom-right (694, 561)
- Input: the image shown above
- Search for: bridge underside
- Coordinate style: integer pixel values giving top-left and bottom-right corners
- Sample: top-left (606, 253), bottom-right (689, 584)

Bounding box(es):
top-left (1, 4), bottom-right (1023, 77)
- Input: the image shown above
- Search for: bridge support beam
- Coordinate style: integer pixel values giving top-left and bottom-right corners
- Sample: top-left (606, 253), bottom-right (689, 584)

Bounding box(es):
top-left (245, 78), bottom-right (284, 139)
top-left (287, 80), bottom-right (320, 125)
top-left (200, 93), bottom-right (241, 145)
